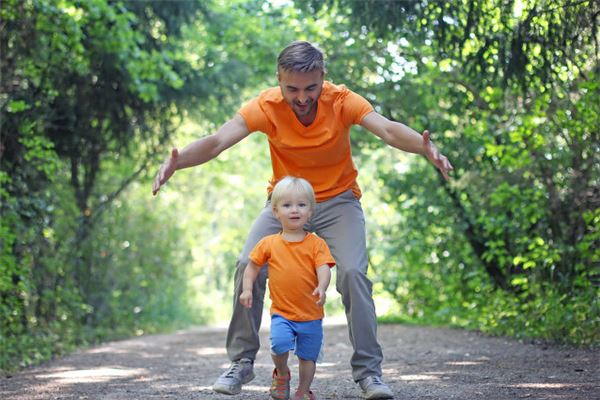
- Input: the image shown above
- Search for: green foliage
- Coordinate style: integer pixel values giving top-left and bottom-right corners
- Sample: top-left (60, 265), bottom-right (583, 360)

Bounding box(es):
top-left (80, 181), bottom-right (199, 337)
top-left (1, 0), bottom-right (597, 374)
top-left (0, 0), bottom-right (303, 371)
top-left (326, 0), bottom-right (599, 345)
top-left (303, 0), bottom-right (597, 93)
top-left (0, 0), bottom-right (216, 371)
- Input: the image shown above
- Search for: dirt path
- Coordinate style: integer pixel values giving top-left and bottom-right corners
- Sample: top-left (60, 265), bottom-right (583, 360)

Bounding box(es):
top-left (1, 322), bottom-right (598, 400)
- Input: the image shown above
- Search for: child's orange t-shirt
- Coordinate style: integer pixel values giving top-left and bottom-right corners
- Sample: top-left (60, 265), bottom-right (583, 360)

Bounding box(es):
top-left (238, 81), bottom-right (374, 201)
top-left (249, 233), bottom-right (336, 321)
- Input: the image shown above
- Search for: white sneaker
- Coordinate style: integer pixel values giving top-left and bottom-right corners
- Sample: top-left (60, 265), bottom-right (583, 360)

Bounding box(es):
top-left (358, 376), bottom-right (394, 399)
top-left (213, 358), bottom-right (255, 395)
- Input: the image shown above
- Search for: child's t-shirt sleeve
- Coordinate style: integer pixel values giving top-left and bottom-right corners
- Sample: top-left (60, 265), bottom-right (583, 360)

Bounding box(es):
top-left (249, 237), bottom-right (270, 267)
top-left (314, 238), bottom-right (336, 269)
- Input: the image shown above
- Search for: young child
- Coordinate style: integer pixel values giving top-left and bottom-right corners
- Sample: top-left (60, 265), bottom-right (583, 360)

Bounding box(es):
top-left (239, 176), bottom-right (335, 400)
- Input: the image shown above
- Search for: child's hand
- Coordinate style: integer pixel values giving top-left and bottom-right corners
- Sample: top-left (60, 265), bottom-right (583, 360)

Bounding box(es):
top-left (239, 290), bottom-right (253, 308)
top-left (312, 287), bottom-right (326, 306)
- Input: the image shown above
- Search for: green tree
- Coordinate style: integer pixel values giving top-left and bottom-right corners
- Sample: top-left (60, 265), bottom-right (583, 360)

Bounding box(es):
top-left (302, 0), bottom-right (599, 343)
top-left (0, 0), bottom-right (277, 369)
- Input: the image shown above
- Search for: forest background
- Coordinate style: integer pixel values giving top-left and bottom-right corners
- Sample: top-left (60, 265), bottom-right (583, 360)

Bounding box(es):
top-left (1, 0), bottom-right (598, 372)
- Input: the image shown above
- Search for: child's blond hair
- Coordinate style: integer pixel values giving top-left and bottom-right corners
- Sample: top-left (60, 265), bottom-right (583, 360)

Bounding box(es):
top-left (271, 176), bottom-right (316, 212)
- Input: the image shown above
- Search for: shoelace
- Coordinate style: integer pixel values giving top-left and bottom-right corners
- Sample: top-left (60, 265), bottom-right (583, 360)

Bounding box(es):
top-left (224, 362), bottom-right (242, 378)
top-left (272, 375), bottom-right (289, 390)
top-left (272, 379), bottom-right (287, 392)
top-left (369, 376), bottom-right (384, 385)
top-left (271, 371), bottom-right (290, 399)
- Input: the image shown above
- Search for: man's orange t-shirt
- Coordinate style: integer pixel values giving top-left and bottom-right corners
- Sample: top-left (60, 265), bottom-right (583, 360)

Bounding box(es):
top-left (238, 81), bottom-right (374, 201)
top-left (249, 233), bottom-right (336, 321)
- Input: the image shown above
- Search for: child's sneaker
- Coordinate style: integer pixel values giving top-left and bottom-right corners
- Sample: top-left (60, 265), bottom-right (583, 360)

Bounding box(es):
top-left (270, 368), bottom-right (291, 399)
top-left (292, 390), bottom-right (316, 400)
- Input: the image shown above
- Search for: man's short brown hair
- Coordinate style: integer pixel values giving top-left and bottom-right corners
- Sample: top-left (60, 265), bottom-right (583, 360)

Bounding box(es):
top-left (277, 41), bottom-right (325, 74)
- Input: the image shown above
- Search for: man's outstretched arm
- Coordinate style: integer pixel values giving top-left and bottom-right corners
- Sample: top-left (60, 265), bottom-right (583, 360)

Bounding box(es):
top-left (360, 111), bottom-right (454, 181)
top-left (152, 114), bottom-right (250, 195)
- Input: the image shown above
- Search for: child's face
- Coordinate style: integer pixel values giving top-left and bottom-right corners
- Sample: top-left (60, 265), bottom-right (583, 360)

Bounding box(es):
top-left (272, 190), bottom-right (312, 231)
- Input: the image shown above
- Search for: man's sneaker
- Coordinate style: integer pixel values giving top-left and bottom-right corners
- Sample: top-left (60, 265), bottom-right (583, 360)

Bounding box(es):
top-left (358, 376), bottom-right (394, 399)
top-left (270, 368), bottom-right (291, 399)
top-left (213, 358), bottom-right (255, 395)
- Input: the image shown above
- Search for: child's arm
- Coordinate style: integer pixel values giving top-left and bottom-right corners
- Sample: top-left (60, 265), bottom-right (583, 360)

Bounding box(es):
top-left (312, 264), bottom-right (332, 306)
top-left (239, 261), bottom-right (261, 309)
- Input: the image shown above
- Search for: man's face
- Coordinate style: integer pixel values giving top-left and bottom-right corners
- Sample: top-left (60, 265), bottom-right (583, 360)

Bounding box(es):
top-left (278, 69), bottom-right (324, 121)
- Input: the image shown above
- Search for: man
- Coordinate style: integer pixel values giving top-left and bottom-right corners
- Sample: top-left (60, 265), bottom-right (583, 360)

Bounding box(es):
top-left (153, 41), bottom-right (453, 399)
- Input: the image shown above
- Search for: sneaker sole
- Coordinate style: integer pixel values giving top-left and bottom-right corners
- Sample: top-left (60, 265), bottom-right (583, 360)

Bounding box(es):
top-left (213, 372), bottom-right (256, 395)
top-left (361, 391), bottom-right (394, 400)
top-left (213, 386), bottom-right (241, 395)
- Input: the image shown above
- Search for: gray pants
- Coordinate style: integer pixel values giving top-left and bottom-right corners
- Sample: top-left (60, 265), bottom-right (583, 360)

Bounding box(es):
top-left (225, 190), bottom-right (383, 381)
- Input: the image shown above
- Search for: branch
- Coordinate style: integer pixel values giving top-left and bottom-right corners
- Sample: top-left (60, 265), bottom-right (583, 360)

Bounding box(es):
top-left (90, 117), bottom-right (182, 223)
top-left (448, 76), bottom-right (491, 111)
top-left (538, 0), bottom-right (593, 15)
top-left (436, 172), bottom-right (510, 290)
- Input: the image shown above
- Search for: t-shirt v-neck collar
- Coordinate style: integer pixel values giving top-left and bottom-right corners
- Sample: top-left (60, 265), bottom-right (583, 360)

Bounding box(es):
top-left (289, 99), bottom-right (321, 129)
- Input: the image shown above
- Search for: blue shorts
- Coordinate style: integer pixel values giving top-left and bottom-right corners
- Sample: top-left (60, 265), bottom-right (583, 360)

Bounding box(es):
top-left (270, 314), bottom-right (323, 362)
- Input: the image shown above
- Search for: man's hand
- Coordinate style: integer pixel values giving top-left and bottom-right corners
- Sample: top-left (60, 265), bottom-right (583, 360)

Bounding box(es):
top-left (152, 148), bottom-right (179, 196)
top-left (423, 130), bottom-right (453, 181)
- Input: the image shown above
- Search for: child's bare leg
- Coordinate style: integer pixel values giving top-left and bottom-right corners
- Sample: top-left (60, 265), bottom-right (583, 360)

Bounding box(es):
top-left (297, 357), bottom-right (316, 394)
top-left (272, 351), bottom-right (290, 376)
